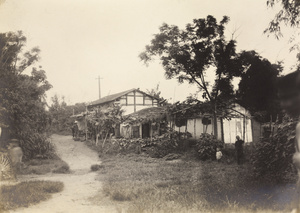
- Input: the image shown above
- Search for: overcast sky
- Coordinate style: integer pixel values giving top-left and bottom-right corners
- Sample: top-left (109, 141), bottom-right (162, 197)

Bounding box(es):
top-left (0, 0), bottom-right (298, 105)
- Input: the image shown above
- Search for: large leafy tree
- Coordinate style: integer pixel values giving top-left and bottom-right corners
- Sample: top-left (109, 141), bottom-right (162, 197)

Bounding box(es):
top-left (0, 31), bottom-right (52, 143)
top-left (139, 15), bottom-right (241, 138)
top-left (237, 51), bottom-right (283, 122)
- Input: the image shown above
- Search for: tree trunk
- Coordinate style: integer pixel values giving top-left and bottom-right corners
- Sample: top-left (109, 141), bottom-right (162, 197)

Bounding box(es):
top-left (102, 132), bottom-right (109, 148)
top-left (185, 119), bottom-right (188, 139)
top-left (213, 104), bottom-right (218, 139)
top-left (220, 118), bottom-right (224, 143)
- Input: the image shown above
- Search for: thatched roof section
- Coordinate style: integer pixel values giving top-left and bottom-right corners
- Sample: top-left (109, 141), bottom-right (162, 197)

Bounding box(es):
top-left (124, 107), bottom-right (167, 125)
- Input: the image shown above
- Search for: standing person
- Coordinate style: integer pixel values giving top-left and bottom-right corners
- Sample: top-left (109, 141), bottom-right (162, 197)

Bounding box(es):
top-left (235, 135), bottom-right (244, 165)
top-left (72, 123), bottom-right (76, 138)
top-left (72, 122), bottom-right (78, 139)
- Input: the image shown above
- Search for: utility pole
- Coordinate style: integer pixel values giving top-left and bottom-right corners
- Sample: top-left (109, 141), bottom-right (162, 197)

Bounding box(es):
top-left (96, 75), bottom-right (103, 99)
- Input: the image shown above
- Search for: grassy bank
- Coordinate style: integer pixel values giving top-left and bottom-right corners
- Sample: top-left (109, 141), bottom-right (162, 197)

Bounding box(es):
top-left (18, 154), bottom-right (70, 175)
top-left (0, 181), bottom-right (63, 212)
top-left (92, 153), bottom-right (296, 213)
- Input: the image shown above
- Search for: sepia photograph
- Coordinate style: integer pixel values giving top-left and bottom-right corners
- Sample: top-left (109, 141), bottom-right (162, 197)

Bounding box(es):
top-left (0, 0), bottom-right (300, 212)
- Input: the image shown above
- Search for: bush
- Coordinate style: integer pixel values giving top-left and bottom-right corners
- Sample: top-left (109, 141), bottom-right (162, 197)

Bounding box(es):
top-left (19, 131), bottom-right (56, 160)
top-left (195, 133), bottom-right (223, 161)
top-left (251, 119), bottom-right (297, 183)
top-left (88, 129), bottom-right (194, 158)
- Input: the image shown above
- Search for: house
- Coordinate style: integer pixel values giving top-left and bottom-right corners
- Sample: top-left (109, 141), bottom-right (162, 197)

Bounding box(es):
top-left (172, 103), bottom-right (262, 143)
top-left (120, 106), bottom-right (167, 139)
top-left (87, 88), bottom-right (162, 138)
top-left (87, 88), bottom-right (160, 115)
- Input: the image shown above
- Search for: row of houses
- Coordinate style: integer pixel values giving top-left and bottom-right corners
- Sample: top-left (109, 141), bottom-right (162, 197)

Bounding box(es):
top-left (76, 88), bottom-right (263, 144)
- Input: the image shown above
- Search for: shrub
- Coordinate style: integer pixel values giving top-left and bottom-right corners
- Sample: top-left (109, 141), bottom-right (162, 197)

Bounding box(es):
top-left (88, 129), bottom-right (193, 158)
top-left (19, 131), bottom-right (56, 160)
top-left (195, 133), bottom-right (223, 161)
top-left (221, 144), bottom-right (236, 163)
top-left (251, 119), bottom-right (297, 183)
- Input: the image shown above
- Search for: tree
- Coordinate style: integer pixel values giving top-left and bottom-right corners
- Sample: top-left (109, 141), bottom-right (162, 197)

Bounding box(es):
top-left (237, 51), bottom-right (283, 122)
top-left (0, 31), bottom-right (52, 143)
top-left (87, 104), bottom-right (123, 148)
top-left (266, 0), bottom-right (300, 64)
top-left (139, 15), bottom-right (241, 138)
top-left (48, 94), bottom-right (68, 132)
top-left (265, 0), bottom-right (300, 38)
top-left (146, 83), bottom-right (167, 104)
top-left (48, 94), bottom-right (86, 133)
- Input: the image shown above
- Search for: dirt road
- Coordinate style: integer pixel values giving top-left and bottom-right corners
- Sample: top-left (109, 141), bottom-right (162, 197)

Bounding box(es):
top-left (11, 134), bottom-right (117, 213)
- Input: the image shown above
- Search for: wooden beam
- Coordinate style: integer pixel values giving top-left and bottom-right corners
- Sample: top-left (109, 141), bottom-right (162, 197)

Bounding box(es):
top-left (134, 91), bottom-right (136, 112)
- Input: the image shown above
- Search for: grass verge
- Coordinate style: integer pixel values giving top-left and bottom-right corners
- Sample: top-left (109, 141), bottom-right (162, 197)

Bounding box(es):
top-left (91, 153), bottom-right (297, 213)
top-left (0, 180), bottom-right (64, 211)
top-left (19, 154), bottom-right (70, 175)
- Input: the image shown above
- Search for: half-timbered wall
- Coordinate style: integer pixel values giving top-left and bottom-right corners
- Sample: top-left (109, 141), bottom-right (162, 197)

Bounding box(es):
top-left (115, 91), bottom-right (159, 115)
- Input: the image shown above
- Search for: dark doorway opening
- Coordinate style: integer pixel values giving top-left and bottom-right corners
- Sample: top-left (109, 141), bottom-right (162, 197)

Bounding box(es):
top-left (132, 126), bottom-right (140, 138)
top-left (142, 123), bottom-right (150, 138)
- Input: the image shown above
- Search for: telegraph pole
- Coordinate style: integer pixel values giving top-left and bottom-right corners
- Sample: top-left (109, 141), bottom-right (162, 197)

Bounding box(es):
top-left (96, 75), bottom-right (103, 99)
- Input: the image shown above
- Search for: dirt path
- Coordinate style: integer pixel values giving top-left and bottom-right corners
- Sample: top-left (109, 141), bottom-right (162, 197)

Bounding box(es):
top-left (11, 134), bottom-right (117, 213)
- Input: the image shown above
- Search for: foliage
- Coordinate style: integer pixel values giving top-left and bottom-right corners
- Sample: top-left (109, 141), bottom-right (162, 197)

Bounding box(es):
top-left (167, 97), bottom-right (235, 130)
top-left (0, 31), bottom-right (52, 145)
top-left (265, 0), bottom-right (300, 38)
top-left (97, 154), bottom-right (290, 212)
top-left (195, 133), bottom-right (223, 161)
top-left (266, 0), bottom-right (300, 66)
top-left (146, 83), bottom-right (167, 104)
top-left (91, 128), bottom-right (191, 158)
top-left (123, 107), bottom-right (167, 126)
top-left (19, 130), bottom-right (56, 160)
top-left (52, 164), bottom-right (70, 174)
top-left (19, 157), bottom-right (69, 175)
top-left (251, 118), bottom-right (297, 183)
top-left (48, 94), bottom-right (86, 133)
top-left (90, 164), bottom-right (104, 171)
top-left (0, 180), bottom-right (63, 211)
top-left (237, 51), bottom-right (283, 122)
top-left (87, 104), bottom-right (123, 147)
top-left (140, 15), bottom-right (243, 138)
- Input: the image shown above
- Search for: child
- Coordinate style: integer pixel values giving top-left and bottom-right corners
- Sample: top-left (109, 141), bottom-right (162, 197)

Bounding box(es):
top-left (216, 147), bottom-right (222, 162)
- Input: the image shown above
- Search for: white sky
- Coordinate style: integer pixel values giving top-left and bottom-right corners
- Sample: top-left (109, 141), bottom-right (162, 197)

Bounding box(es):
top-left (0, 0), bottom-right (298, 105)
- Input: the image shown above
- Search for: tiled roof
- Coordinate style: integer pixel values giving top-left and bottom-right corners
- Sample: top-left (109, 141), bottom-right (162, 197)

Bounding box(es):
top-left (88, 88), bottom-right (136, 107)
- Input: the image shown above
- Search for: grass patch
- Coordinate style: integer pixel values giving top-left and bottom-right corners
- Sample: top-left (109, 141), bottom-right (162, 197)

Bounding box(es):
top-left (92, 153), bottom-right (296, 213)
top-left (90, 164), bottom-right (104, 172)
top-left (19, 154), bottom-right (70, 175)
top-left (52, 164), bottom-right (70, 174)
top-left (0, 180), bottom-right (64, 211)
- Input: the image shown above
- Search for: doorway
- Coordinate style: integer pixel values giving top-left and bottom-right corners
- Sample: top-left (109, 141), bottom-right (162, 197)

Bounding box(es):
top-left (142, 123), bottom-right (150, 138)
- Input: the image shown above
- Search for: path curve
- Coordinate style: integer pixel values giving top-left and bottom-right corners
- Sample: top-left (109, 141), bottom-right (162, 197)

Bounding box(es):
top-left (11, 134), bottom-right (116, 213)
